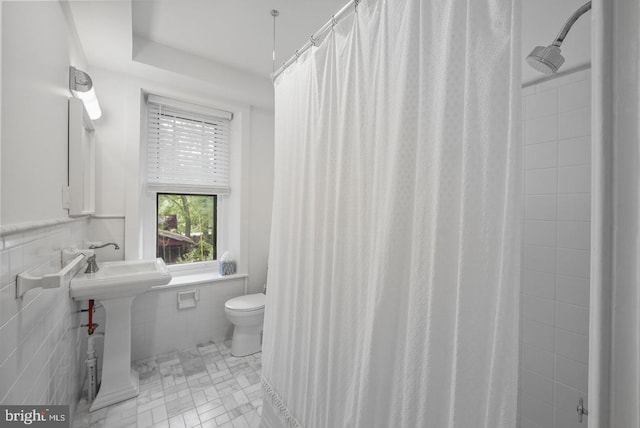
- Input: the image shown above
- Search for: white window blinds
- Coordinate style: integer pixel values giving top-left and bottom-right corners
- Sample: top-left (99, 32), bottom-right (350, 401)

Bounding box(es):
top-left (146, 95), bottom-right (232, 194)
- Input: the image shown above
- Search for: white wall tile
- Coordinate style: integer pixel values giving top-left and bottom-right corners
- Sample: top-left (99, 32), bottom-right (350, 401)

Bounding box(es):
top-left (525, 221), bottom-right (557, 247)
top-left (526, 169), bottom-right (557, 195)
top-left (558, 165), bottom-right (591, 194)
top-left (558, 79), bottom-right (591, 113)
top-left (554, 382), bottom-right (588, 422)
top-left (553, 406), bottom-right (586, 428)
top-left (525, 195), bottom-right (557, 221)
top-left (521, 392), bottom-right (554, 428)
top-left (17, 292), bottom-right (46, 347)
top-left (520, 70), bottom-right (591, 428)
top-left (526, 89), bottom-right (558, 120)
top-left (526, 115), bottom-right (558, 145)
top-left (556, 275), bottom-right (589, 307)
top-left (557, 249), bottom-right (590, 278)
top-left (0, 317), bottom-right (18, 366)
top-left (536, 70), bottom-right (587, 92)
top-left (521, 369), bottom-right (554, 404)
top-left (0, 350), bottom-right (19, 401)
top-left (556, 302), bottom-right (589, 336)
top-left (524, 245), bottom-right (557, 274)
top-left (526, 142), bottom-right (558, 170)
top-left (558, 107), bottom-right (590, 140)
top-left (523, 319), bottom-right (555, 352)
top-left (555, 355), bottom-right (588, 393)
top-left (522, 344), bottom-right (555, 379)
top-left (556, 329), bottom-right (588, 364)
top-left (0, 220), bottom-right (85, 409)
top-left (0, 282), bottom-right (19, 328)
top-left (2, 232), bottom-right (24, 251)
top-left (557, 221), bottom-right (590, 250)
top-left (558, 136), bottom-right (590, 167)
top-left (524, 295), bottom-right (555, 326)
top-left (86, 217), bottom-right (125, 262)
top-left (557, 194), bottom-right (591, 222)
top-left (523, 270), bottom-right (555, 299)
top-left (0, 250), bottom-right (10, 289)
top-left (521, 418), bottom-right (545, 428)
top-left (7, 245), bottom-right (23, 291)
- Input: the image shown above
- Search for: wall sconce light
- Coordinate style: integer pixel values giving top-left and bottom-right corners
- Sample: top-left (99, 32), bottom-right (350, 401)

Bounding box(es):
top-left (69, 66), bottom-right (102, 120)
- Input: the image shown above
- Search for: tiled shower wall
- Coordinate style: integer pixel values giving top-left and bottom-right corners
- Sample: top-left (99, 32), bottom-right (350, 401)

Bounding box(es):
top-left (519, 69), bottom-right (591, 428)
top-left (0, 219), bottom-right (87, 413)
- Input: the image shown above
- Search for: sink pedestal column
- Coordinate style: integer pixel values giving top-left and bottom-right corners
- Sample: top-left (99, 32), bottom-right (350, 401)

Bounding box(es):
top-left (90, 295), bottom-right (139, 412)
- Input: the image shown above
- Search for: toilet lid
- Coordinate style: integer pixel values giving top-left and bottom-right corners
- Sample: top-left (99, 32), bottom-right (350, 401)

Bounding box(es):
top-left (225, 293), bottom-right (265, 311)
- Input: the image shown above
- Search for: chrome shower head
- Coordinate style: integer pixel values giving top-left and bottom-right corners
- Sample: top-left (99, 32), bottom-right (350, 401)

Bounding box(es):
top-left (526, 45), bottom-right (565, 75)
top-left (526, 1), bottom-right (590, 75)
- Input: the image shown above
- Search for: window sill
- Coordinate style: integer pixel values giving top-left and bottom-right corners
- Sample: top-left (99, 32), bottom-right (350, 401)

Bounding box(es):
top-left (151, 270), bottom-right (247, 291)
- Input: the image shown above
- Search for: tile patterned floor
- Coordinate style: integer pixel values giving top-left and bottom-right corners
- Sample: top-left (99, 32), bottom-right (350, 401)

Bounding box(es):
top-left (73, 341), bottom-right (262, 428)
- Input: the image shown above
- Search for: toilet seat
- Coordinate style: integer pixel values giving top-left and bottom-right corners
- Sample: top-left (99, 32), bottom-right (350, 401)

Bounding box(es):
top-left (225, 293), bottom-right (265, 312)
top-left (225, 293), bottom-right (265, 356)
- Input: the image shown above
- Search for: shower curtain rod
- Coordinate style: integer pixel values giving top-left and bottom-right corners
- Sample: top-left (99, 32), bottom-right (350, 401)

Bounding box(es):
top-left (270, 0), bottom-right (359, 81)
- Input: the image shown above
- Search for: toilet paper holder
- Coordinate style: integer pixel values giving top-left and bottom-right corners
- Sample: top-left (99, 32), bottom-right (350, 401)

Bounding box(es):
top-left (177, 289), bottom-right (200, 310)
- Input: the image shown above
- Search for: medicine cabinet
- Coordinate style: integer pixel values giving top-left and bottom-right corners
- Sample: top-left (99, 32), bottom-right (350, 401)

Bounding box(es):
top-left (68, 97), bottom-right (96, 216)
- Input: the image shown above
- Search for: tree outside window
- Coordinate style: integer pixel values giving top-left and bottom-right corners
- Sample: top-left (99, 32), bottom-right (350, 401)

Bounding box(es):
top-left (157, 193), bottom-right (216, 265)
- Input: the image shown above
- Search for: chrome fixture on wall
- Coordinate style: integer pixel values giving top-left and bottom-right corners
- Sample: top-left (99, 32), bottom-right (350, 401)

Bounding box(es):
top-left (88, 242), bottom-right (120, 250)
top-left (526, 1), bottom-right (591, 74)
top-left (69, 66), bottom-right (102, 120)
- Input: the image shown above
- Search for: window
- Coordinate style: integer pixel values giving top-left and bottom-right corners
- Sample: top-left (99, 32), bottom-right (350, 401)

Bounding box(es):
top-left (145, 95), bottom-right (232, 267)
top-left (157, 193), bottom-right (216, 265)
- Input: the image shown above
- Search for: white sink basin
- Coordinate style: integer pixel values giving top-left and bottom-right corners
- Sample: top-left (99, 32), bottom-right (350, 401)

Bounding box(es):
top-left (70, 258), bottom-right (171, 300)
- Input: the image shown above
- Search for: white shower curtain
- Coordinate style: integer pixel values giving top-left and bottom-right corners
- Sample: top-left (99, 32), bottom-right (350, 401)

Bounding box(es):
top-left (262, 0), bottom-right (521, 427)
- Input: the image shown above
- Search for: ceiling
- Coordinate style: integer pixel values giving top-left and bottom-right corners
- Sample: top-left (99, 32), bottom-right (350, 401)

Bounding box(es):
top-left (65, 0), bottom-right (348, 80)
top-left (68, 0), bottom-right (591, 88)
top-left (132, 0), bottom-right (345, 78)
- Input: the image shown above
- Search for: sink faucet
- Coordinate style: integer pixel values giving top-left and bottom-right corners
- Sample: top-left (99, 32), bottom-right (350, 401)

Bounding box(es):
top-left (85, 254), bottom-right (99, 273)
top-left (89, 242), bottom-right (120, 250)
top-left (85, 243), bottom-right (120, 273)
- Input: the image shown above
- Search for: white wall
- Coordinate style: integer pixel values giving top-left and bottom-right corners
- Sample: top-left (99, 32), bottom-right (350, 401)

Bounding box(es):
top-left (0, 1), bottom-right (90, 415)
top-left (248, 107), bottom-right (275, 292)
top-left (86, 66), bottom-right (274, 294)
top-left (519, 69), bottom-right (591, 428)
top-left (0, 1), bottom-right (3, 228)
top-left (0, 1), bottom-right (87, 226)
top-left (131, 278), bottom-right (246, 361)
top-left (132, 37), bottom-right (274, 111)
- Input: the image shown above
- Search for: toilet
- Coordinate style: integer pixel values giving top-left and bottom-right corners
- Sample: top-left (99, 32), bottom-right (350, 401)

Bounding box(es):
top-left (225, 293), bottom-right (266, 357)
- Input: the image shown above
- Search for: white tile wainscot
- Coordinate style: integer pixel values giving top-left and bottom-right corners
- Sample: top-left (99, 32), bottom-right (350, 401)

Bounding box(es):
top-left (130, 273), bottom-right (248, 361)
top-left (0, 217), bottom-right (88, 416)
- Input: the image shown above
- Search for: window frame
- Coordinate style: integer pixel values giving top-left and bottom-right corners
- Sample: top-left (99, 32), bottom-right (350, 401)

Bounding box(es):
top-left (156, 192), bottom-right (218, 266)
top-left (142, 172), bottom-right (229, 275)
top-left (139, 93), bottom-right (237, 274)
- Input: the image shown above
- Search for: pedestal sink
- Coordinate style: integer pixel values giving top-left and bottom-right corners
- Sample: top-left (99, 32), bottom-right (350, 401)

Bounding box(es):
top-left (70, 258), bottom-right (171, 412)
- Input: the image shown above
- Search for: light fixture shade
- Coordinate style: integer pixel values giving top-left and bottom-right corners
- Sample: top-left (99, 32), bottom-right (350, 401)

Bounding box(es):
top-left (69, 66), bottom-right (102, 120)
